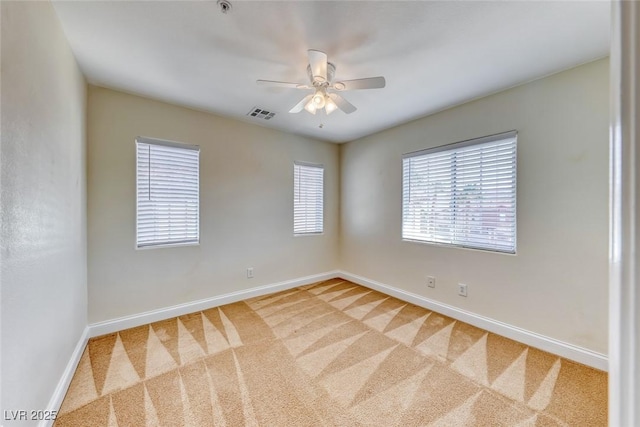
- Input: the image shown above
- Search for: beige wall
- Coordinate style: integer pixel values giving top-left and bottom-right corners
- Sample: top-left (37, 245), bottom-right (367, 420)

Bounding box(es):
top-left (340, 59), bottom-right (609, 354)
top-left (1, 0), bottom-right (87, 418)
top-left (87, 87), bottom-right (339, 322)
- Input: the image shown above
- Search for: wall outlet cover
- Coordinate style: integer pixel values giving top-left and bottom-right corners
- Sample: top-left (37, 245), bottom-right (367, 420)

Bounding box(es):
top-left (427, 276), bottom-right (436, 288)
top-left (458, 283), bottom-right (468, 297)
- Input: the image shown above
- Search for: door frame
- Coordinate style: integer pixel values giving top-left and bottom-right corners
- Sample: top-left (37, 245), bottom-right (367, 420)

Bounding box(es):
top-left (609, 1), bottom-right (639, 425)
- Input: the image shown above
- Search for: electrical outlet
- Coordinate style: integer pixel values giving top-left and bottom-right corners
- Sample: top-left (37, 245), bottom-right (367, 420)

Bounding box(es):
top-left (247, 267), bottom-right (254, 279)
top-left (427, 276), bottom-right (436, 288)
top-left (458, 283), bottom-right (468, 297)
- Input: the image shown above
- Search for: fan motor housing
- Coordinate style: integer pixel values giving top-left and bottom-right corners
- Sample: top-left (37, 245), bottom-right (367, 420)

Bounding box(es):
top-left (307, 62), bottom-right (336, 85)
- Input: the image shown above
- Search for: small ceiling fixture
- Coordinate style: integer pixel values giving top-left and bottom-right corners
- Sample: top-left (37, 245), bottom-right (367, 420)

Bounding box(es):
top-left (257, 50), bottom-right (386, 115)
top-left (217, 0), bottom-right (232, 14)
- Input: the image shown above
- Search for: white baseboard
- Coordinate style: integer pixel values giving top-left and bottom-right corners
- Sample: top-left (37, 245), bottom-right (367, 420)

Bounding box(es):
top-left (41, 326), bottom-right (90, 427)
top-left (338, 271), bottom-right (608, 371)
top-left (88, 271), bottom-right (340, 338)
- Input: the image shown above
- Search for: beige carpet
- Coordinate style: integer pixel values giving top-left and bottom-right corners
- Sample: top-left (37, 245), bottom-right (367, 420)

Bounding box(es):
top-left (55, 278), bottom-right (607, 426)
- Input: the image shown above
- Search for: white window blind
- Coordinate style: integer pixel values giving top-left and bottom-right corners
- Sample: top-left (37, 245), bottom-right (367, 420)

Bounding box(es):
top-left (136, 137), bottom-right (200, 248)
top-left (294, 162), bottom-right (324, 235)
top-left (402, 131), bottom-right (517, 253)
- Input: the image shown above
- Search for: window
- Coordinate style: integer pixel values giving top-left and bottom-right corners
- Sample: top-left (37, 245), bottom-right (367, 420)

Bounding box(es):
top-left (402, 131), bottom-right (517, 253)
top-left (294, 162), bottom-right (324, 235)
top-left (136, 137), bottom-right (200, 248)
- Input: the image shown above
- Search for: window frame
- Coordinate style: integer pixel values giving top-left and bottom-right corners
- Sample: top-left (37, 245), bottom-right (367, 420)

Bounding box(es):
top-left (402, 130), bottom-right (517, 254)
top-left (135, 136), bottom-right (200, 249)
top-left (293, 161), bottom-right (325, 236)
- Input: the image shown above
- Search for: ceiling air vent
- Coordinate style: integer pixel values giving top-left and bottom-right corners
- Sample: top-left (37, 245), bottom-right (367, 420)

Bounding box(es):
top-left (247, 107), bottom-right (276, 120)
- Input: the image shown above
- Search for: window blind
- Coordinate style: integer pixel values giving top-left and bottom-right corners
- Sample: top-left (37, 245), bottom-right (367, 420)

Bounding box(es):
top-left (136, 138), bottom-right (200, 248)
top-left (402, 131), bottom-right (517, 253)
top-left (294, 162), bottom-right (324, 235)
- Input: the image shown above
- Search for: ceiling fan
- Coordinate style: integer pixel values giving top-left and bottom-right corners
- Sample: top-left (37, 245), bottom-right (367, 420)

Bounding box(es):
top-left (256, 49), bottom-right (386, 115)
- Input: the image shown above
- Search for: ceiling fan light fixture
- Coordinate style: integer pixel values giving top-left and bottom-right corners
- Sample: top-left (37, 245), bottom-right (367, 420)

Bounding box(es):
top-left (312, 91), bottom-right (326, 108)
top-left (304, 99), bottom-right (317, 114)
top-left (334, 82), bottom-right (345, 91)
top-left (324, 97), bottom-right (338, 115)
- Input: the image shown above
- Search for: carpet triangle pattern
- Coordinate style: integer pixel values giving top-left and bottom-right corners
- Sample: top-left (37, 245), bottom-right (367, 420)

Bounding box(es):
top-left (55, 278), bottom-right (607, 426)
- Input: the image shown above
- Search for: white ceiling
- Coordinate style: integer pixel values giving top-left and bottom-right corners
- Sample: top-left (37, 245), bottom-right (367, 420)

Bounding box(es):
top-left (52, 1), bottom-right (610, 143)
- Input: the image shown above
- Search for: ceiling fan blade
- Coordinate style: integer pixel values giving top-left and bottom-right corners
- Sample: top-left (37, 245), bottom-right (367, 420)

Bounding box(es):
top-left (308, 49), bottom-right (328, 82)
top-left (334, 76), bottom-right (386, 91)
top-left (289, 94), bottom-right (313, 113)
top-left (257, 80), bottom-right (310, 89)
top-left (329, 93), bottom-right (357, 114)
